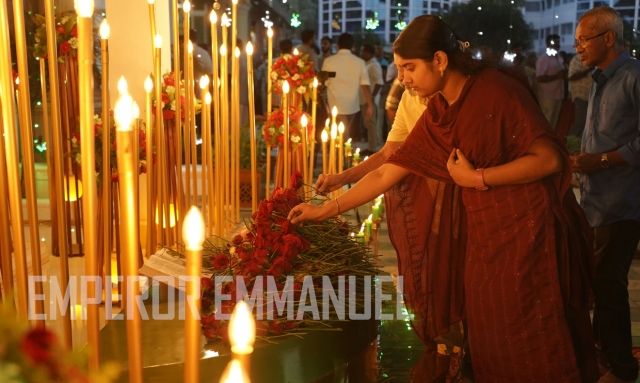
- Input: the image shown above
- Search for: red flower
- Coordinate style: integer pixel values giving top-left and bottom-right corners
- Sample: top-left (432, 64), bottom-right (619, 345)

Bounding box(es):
top-left (70, 27), bottom-right (78, 38)
top-left (60, 41), bottom-right (72, 54)
top-left (289, 170), bottom-right (303, 190)
top-left (163, 110), bottom-right (175, 120)
top-left (255, 321), bottom-right (269, 336)
top-left (56, 25), bottom-right (65, 34)
top-left (201, 277), bottom-right (214, 292)
top-left (232, 234), bottom-right (243, 245)
top-left (21, 327), bottom-right (57, 365)
top-left (270, 321), bottom-right (285, 335)
top-left (164, 76), bottom-right (175, 86)
top-left (161, 93), bottom-right (170, 105)
top-left (203, 327), bottom-right (217, 340)
top-left (213, 254), bottom-right (230, 270)
top-left (201, 297), bottom-right (212, 310)
top-left (267, 256), bottom-right (291, 279)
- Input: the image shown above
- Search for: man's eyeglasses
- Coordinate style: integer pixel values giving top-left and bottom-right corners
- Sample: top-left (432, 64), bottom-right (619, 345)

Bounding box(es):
top-left (573, 30), bottom-right (610, 49)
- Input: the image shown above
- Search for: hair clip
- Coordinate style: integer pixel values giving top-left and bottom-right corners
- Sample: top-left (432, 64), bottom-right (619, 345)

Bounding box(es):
top-left (458, 40), bottom-right (470, 52)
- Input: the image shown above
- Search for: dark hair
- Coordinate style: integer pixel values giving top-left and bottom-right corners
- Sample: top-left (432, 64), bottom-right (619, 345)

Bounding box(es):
top-left (279, 39), bottom-right (293, 54)
top-left (321, 36), bottom-right (332, 44)
top-left (337, 33), bottom-right (354, 50)
top-left (546, 34), bottom-right (560, 46)
top-left (301, 29), bottom-right (316, 44)
top-left (362, 43), bottom-right (375, 56)
top-left (393, 15), bottom-right (494, 76)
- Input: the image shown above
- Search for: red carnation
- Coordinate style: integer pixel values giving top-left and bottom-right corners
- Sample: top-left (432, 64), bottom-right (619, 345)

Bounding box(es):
top-left (70, 27), bottom-right (78, 38)
top-left (56, 25), bottom-right (65, 34)
top-left (161, 93), bottom-right (170, 105)
top-left (21, 327), bottom-right (57, 365)
top-left (256, 321), bottom-right (270, 336)
top-left (60, 41), bottom-right (72, 54)
top-left (163, 110), bottom-right (175, 120)
top-left (213, 254), bottom-right (230, 270)
top-left (203, 327), bottom-right (217, 340)
top-left (201, 277), bottom-right (214, 292)
top-left (289, 170), bottom-right (304, 190)
top-left (164, 77), bottom-right (175, 86)
top-left (270, 321), bottom-right (285, 335)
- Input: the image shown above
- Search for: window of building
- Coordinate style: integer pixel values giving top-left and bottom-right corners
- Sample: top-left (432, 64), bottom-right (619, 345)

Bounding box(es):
top-left (554, 0), bottom-right (561, 6)
top-left (346, 10), bottom-right (361, 18)
top-left (545, 27), bottom-right (551, 37)
top-left (525, 1), bottom-right (541, 12)
top-left (346, 0), bottom-right (362, 7)
top-left (396, 0), bottom-right (409, 6)
top-left (432, 2), bottom-right (440, 9)
top-left (443, 3), bottom-right (449, 10)
top-left (562, 0), bottom-right (574, 4)
top-left (561, 22), bottom-right (573, 35)
top-left (546, 0), bottom-right (552, 8)
top-left (346, 21), bottom-right (360, 32)
top-left (593, 1), bottom-right (607, 7)
top-left (423, 1), bottom-right (429, 8)
top-left (553, 25), bottom-right (559, 34)
top-left (332, 1), bottom-right (343, 9)
top-left (323, 3), bottom-right (329, 10)
top-left (577, 2), bottom-right (589, 9)
top-left (529, 29), bottom-right (539, 40)
top-left (323, 23), bottom-right (329, 34)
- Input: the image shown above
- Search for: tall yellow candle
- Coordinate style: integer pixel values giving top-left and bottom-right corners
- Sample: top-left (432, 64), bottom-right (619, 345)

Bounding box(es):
top-left (154, 35), bottom-right (167, 245)
top-left (228, 300), bottom-right (255, 375)
top-left (321, 129), bottom-right (328, 175)
top-left (220, 43), bottom-right (229, 234)
top-left (300, 114), bottom-right (308, 190)
top-left (338, 121), bottom-right (345, 174)
top-left (183, 206), bottom-right (205, 383)
top-left (171, 0), bottom-right (183, 232)
top-left (100, 19), bottom-right (113, 301)
top-left (114, 89), bottom-right (143, 383)
top-left (13, 0), bottom-right (44, 325)
top-left (76, 0), bottom-right (100, 369)
top-left (246, 42), bottom-right (258, 212)
top-left (329, 122), bottom-right (337, 175)
top-left (204, 91), bottom-right (212, 236)
top-left (183, 1), bottom-right (192, 208)
top-left (199, 76), bottom-right (210, 233)
top-left (43, 0), bottom-right (72, 348)
top-left (0, 0), bottom-right (28, 320)
top-left (144, 76), bottom-right (156, 257)
top-left (233, 47), bottom-right (241, 223)
top-left (267, 27), bottom-right (273, 117)
top-left (148, 0), bottom-right (157, 58)
top-left (308, 77), bottom-right (318, 184)
top-left (209, 11), bottom-right (220, 236)
top-left (282, 80), bottom-right (290, 184)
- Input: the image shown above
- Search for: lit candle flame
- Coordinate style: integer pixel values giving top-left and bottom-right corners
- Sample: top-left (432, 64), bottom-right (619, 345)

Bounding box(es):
top-left (331, 106), bottom-right (338, 117)
top-left (229, 301), bottom-right (255, 354)
top-left (355, 148), bottom-right (361, 154)
top-left (114, 93), bottom-right (134, 132)
top-left (246, 42), bottom-right (253, 56)
top-left (99, 19), bottom-right (110, 40)
top-left (144, 76), bottom-right (153, 93)
top-left (293, 48), bottom-right (299, 55)
top-left (367, 214), bottom-right (373, 221)
top-left (205, 92), bottom-right (212, 105)
top-left (220, 44), bottom-right (227, 56)
top-left (325, 118), bottom-right (330, 127)
top-left (200, 75), bottom-right (210, 89)
top-left (183, 0), bottom-right (191, 13)
top-left (188, 40), bottom-right (193, 54)
top-left (282, 80), bottom-right (290, 94)
top-left (182, 206), bottom-right (205, 251)
top-left (210, 10), bottom-right (217, 23)
top-left (321, 129), bottom-right (328, 143)
top-left (347, 138), bottom-right (352, 144)
top-left (338, 122), bottom-right (345, 134)
top-left (267, 27), bottom-right (273, 38)
top-left (154, 34), bottom-right (162, 48)
top-left (330, 122), bottom-right (337, 139)
top-left (74, 0), bottom-right (94, 18)
top-left (234, 47), bottom-right (240, 58)
top-left (117, 76), bottom-right (128, 95)
top-left (148, 0), bottom-right (155, 3)
top-left (313, 77), bottom-right (318, 88)
top-left (221, 13), bottom-right (228, 26)
top-left (360, 223), bottom-right (365, 233)
top-left (220, 360), bottom-right (249, 383)
top-left (15, 77), bottom-right (19, 85)
top-left (300, 114), bottom-right (308, 127)
top-left (232, 0), bottom-right (238, 4)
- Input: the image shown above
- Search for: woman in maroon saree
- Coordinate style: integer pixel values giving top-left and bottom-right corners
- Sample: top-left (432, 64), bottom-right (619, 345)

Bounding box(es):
top-left (289, 16), bottom-right (598, 383)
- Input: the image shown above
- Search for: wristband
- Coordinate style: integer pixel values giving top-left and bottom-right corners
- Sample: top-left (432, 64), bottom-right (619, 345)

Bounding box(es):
top-left (475, 168), bottom-right (489, 191)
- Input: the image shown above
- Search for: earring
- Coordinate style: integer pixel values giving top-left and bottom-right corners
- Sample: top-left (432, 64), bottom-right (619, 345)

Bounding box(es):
top-left (439, 67), bottom-right (444, 77)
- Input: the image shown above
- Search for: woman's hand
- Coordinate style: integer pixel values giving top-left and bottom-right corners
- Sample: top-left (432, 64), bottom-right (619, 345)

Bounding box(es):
top-left (315, 174), bottom-right (343, 194)
top-left (447, 148), bottom-right (475, 188)
top-left (288, 203), bottom-right (329, 225)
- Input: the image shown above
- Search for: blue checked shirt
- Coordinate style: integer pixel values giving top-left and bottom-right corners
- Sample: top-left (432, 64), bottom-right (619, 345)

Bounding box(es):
top-left (579, 51), bottom-right (640, 227)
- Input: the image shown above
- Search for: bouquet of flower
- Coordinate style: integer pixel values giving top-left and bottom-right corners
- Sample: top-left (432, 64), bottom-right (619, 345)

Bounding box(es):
top-left (31, 12), bottom-right (78, 61)
top-left (0, 302), bottom-right (120, 382)
top-left (151, 71), bottom-right (202, 121)
top-left (262, 107), bottom-right (313, 150)
top-left (69, 111), bottom-right (154, 182)
top-left (187, 172), bottom-right (378, 342)
top-left (270, 53), bottom-right (315, 98)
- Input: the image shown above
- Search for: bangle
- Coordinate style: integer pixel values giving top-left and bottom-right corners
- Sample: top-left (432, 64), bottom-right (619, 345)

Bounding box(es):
top-left (475, 168), bottom-right (489, 191)
top-left (335, 199), bottom-right (341, 215)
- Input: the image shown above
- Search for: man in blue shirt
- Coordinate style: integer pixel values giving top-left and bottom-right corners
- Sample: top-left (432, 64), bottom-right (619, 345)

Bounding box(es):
top-left (572, 6), bottom-right (640, 383)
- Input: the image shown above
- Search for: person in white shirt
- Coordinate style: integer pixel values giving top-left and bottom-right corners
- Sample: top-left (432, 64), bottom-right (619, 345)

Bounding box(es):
top-left (321, 33), bottom-right (372, 141)
top-left (360, 44), bottom-right (384, 153)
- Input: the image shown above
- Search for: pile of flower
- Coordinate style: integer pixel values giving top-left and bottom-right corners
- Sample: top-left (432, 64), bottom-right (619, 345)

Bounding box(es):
top-left (187, 172), bottom-right (378, 342)
top-left (270, 52), bottom-right (315, 99)
top-left (262, 106), bottom-right (314, 150)
top-left (0, 303), bottom-right (119, 382)
top-left (151, 71), bottom-right (202, 121)
top-left (69, 111), bottom-right (154, 182)
top-left (31, 12), bottom-right (78, 61)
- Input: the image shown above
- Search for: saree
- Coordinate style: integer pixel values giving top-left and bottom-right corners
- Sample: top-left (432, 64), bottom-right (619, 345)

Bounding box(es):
top-left (386, 68), bottom-right (598, 382)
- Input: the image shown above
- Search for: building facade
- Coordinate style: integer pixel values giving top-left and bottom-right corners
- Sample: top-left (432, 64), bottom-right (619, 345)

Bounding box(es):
top-left (317, 0), bottom-right (465, 45)
top-left (523, 0), bottom-right (639, 55)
